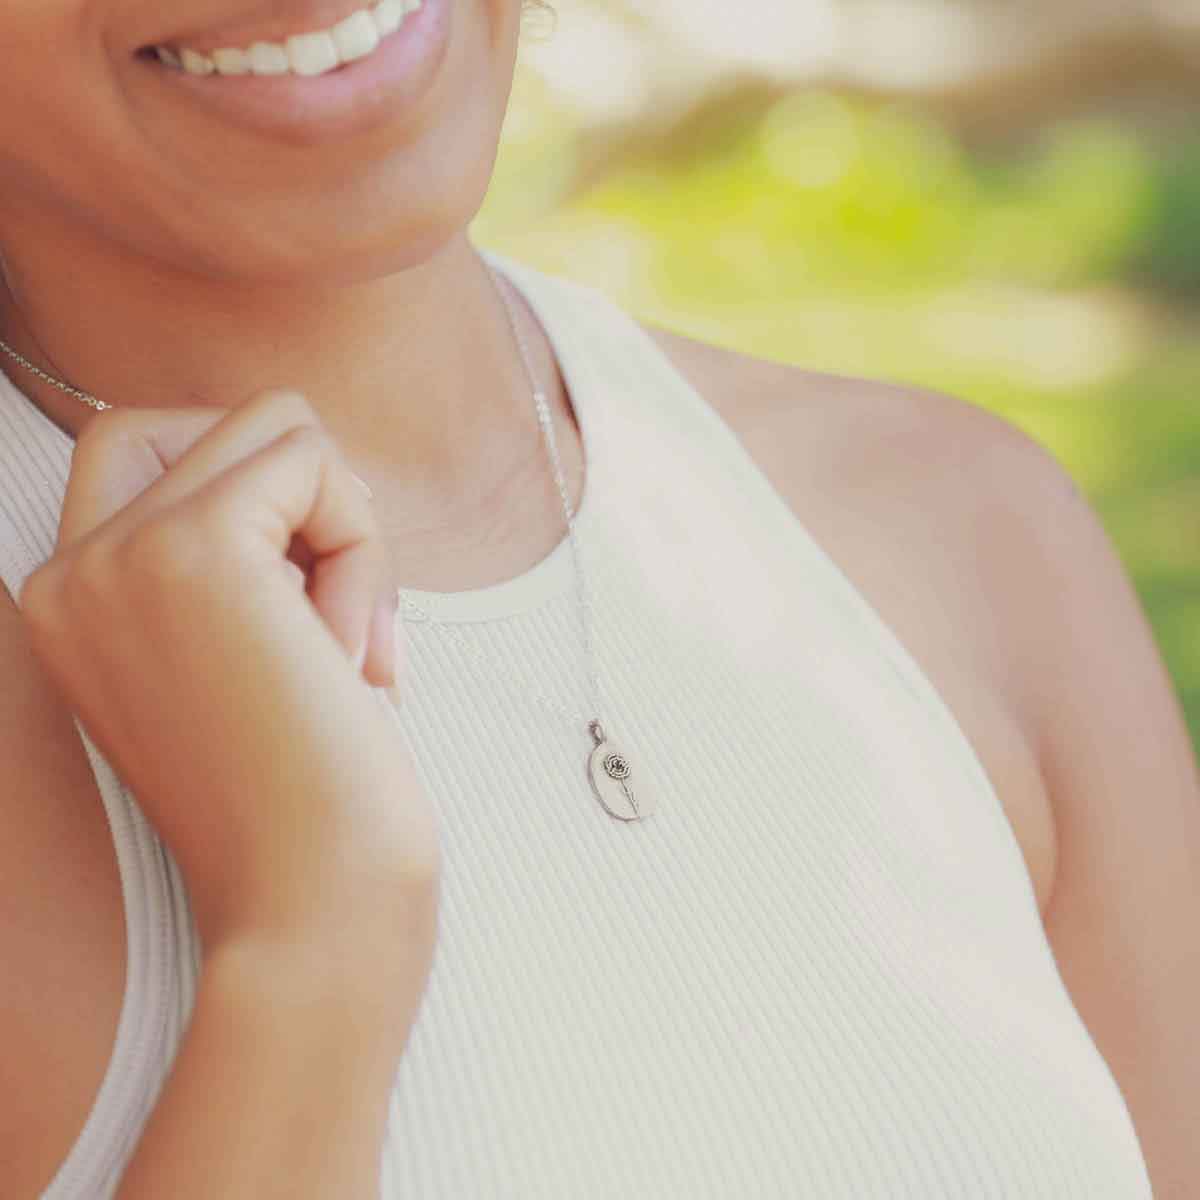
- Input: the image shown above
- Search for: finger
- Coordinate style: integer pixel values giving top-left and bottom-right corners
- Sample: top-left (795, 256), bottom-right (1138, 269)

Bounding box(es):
top-left (58, 407), bottom-right (227, 550)
top-left (61, 389), bottom-right (325, 549)
top-left (283, 559), bottom-right (307, 593)
top-left (361, 589), bottom-right (400, 687)
top-left (178, 422), bottom-right (380, 664)
top-left (307, 529), bottom-right (382, 673)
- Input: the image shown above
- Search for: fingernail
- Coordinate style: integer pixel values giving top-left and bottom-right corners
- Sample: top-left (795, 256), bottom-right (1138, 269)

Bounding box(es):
top-left (351, 636), bottom-right (368, 673)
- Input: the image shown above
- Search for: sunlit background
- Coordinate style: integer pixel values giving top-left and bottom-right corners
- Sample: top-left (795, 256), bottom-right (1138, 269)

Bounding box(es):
top-left (474, 0), bottom-right (1200, 751)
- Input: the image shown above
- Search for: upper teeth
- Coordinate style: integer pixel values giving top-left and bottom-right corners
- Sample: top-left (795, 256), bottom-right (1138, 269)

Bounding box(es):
top-left (157, 0), bottom-right (421, 77)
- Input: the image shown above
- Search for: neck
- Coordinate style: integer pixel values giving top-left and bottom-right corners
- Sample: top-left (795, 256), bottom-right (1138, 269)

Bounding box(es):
top-left (0, 226), bottom-right (570, 528)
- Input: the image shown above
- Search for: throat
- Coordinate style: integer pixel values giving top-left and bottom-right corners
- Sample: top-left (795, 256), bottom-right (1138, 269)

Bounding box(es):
top-left (372, 394), bottom-right (585, 596)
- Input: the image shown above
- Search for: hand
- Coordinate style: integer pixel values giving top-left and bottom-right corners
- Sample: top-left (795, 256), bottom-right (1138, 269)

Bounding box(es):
top-left (18, 388), bottom-right (440, 954)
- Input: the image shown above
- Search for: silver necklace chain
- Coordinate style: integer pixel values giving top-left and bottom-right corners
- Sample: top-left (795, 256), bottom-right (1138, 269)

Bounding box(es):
top-left (0, 262), bottom-right (650, 821)
top-left (0, 338), bottom-right (111, 410)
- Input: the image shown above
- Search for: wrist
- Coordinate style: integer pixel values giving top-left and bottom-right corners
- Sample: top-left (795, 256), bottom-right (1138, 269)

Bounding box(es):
top-left (195, 827), bottom-right (441, 965)
top-left (204, 914), bottom-right (437, 1047)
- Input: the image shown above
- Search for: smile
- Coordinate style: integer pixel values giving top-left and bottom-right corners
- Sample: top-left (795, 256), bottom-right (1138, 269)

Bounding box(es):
top-left (152, 0), bottom-right (423, 78)
top-left (135, 0), bottom-right (451, 146)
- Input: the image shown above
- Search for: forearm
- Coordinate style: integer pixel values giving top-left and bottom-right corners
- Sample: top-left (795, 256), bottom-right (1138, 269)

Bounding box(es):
top-left (116, 927), bottom-right (434, 1200)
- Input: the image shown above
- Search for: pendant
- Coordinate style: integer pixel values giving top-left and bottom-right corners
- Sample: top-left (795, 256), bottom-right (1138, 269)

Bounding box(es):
top-left (587, 720), bottom-right (652, 822)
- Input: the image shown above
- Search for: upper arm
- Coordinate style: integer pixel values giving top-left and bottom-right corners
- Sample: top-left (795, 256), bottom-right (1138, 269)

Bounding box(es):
top-left (983, 436), bottom-right (1200, 1198)
top-left (0, 587), bottom-right (127, 1197)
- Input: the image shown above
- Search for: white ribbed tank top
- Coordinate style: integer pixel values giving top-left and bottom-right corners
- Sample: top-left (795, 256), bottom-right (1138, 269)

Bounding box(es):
top-left (0, 250), bottom-right (1152, 1199)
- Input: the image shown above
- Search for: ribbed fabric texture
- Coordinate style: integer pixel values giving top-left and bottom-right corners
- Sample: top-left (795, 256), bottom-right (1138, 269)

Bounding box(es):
top-left (0, 249), bottom-right (1151, 1198)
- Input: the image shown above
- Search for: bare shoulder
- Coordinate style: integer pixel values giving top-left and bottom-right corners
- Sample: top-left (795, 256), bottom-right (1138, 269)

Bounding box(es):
top-left (640, 322), bottom-right (1067, 503)
top-left (640, 321), bottom-right (1063, 915)
top-left (0, 586), bottom-right (126, 1196)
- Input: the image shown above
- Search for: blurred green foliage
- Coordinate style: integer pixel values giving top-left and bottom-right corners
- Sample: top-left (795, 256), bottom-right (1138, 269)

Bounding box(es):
top-left (476, 77), bottom-right (1200, 752)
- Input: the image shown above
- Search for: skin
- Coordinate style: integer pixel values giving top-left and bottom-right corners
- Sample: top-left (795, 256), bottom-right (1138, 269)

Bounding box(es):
top-left (1, 0), bottom-right (1197, 1195)
top-left (0, 0), bottom-right (563, 578)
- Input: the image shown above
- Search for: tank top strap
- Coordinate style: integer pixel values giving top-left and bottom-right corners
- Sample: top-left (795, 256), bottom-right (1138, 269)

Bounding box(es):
top-left (0, 366), bottom-right (74, 599)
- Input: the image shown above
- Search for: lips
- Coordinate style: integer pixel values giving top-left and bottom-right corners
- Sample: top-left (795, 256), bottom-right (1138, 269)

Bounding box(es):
top-left (131, 0), bottom-right (452, 146)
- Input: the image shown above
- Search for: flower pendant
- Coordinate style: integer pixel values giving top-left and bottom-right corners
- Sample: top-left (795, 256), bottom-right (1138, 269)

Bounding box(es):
top-left (587, 720), bottom-right (651, 822)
